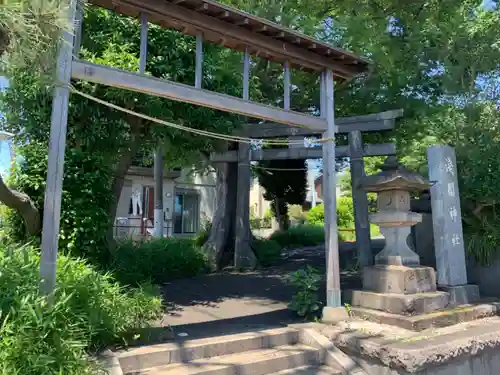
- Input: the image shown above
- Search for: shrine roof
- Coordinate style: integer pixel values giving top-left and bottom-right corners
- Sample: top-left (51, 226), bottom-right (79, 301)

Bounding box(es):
top-left (90, 0), bottom-right (371, 79)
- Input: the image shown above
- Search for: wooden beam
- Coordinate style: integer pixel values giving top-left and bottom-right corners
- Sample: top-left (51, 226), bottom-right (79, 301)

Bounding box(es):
top-left (139, 13), bottom-right (148, 73)
top-left (284, 61), bottom-right (291, 110)
top-left (338, 109), bottom-right (404, 124)
top-left (240, 109), bottom-right (404, 138)
top-left (106, 0), bottom-right (358, 77)
top-left (40, 0), bottom-right (78, 298)
top-left (243, 48), bottom-right (250, 100)
top-left (195, 33), bottom-right (203, 89)
top-left (242, 119), bottom-right (395, 138)
top-left (72, 60), bottom-right (327, 129)
top-left (322, 69), bottom-right (341, 309)
top-left (209, 143), bottom-right (396, 162)
top-left (73, 2), bottom-right (84, 57)
top-left (348, 130), bottom-right (372, 268)
top-left (234, 141), bottom-right (256, 269)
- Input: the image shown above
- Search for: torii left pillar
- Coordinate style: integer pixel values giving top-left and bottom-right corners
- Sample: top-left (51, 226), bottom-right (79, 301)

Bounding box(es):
top-left (234, 48), bottom-right (257, 269)
top-left (39, 0), bottom-right (79, 298)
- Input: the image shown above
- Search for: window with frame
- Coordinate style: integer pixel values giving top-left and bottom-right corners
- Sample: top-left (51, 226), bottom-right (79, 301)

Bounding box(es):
top-left (173, 190), bottom-right (200, 234)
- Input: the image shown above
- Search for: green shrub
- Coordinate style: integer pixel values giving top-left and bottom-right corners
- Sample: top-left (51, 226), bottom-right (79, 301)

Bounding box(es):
top-left (337, 197), bottom-right (355, 228)
top-left (306, 204), bottom-right (324, 225)
top-left (0, 242), bottom-right (162, 375)
top-left (306, 197), bottom-right (355, 229)
top-left (270, 224), bottom-right (325, 249)
top-left (111, 238), bottom-right (209, 286)
top-left (3, 145), bottom-right (114, 265)
top-left (288, 265), bottom-right (323, 319)
top-left (252, 239), bottom-right (283, 266)
top-left (194, 220), bottom-right (212, 247)
top-left (250, 217), bottom-right (272, 230)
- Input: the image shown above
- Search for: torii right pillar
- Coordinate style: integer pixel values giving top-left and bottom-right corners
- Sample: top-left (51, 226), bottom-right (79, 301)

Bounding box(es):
top-left (321, 69), bottom-right (349, 323)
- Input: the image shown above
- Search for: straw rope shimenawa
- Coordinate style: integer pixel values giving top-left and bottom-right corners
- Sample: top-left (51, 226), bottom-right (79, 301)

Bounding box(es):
top-left (70, 85), bottom-right (331, 147)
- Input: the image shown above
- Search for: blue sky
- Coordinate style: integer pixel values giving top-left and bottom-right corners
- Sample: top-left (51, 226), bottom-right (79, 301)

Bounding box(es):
top-left (0, 77), bottom-right (11, 178)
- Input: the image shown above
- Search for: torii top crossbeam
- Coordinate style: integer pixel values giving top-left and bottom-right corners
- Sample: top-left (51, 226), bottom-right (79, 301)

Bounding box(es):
top-left (91, 0), bottom-right (370, 78)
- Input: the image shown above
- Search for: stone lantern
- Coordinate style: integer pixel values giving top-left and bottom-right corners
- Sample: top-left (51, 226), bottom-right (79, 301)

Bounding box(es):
top-left (361, 156), bottom-right (430, 267)
top-left (349, 157), bottom-right (451, 317)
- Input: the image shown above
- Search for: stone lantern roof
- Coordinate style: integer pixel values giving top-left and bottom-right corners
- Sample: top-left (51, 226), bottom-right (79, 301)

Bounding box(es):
top-left (361, 156), bottom-right (431, 193)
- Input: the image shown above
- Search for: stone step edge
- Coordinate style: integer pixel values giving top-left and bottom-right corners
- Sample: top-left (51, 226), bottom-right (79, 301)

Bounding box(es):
top-left (273, 365), bottom-right (343, 375)
top-left (135, 344), bottom-right (320, 375)
top-left (333, 317), bottom-right (500, 373)
top-left (350, 302), bottom-right (500, 331)
top-left (297, 326), bottom-right (368, 375)
top-left (349, 289), bottom-right (450, 315)
top-left (116, 327), bottom-right (299, 373)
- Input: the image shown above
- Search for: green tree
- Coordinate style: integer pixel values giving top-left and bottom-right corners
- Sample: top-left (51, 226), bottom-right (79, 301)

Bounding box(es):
top-left (0, 0), bottom-right (72, 236)
top-left (0, 0), bottom-right (69, 71)
top-left (326, 0), bottom-right (500, 262)
top-left (255, 159), bottom-right (307, 230)
top-left (339, 156), bottom-right (384, 197)
top-left (1, 6), bottom-right (245, 261)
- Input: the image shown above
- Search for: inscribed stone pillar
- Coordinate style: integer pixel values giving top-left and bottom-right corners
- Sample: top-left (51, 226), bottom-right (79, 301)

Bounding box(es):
top-left (348, 130), bottom-right (372, 268)
top-left (427, 145), bottom-right (468, 286)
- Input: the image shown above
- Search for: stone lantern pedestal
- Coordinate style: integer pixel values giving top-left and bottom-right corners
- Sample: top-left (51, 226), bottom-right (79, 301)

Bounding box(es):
top-left (350, 157), bottom-right (450, 316)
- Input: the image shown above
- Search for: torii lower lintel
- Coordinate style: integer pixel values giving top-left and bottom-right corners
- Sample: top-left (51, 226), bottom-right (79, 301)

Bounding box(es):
top-left (209, 143), bottom-right (396, 163)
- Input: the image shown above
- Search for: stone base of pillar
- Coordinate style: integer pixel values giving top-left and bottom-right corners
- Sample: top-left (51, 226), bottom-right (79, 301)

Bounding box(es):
top-left (321, 306), bottom-right (349, 324)
top-left (351, 290), bottom-right (449, 315)
top-left (345, 266), bottom-right (492, 331)
top-left (351, 265), bottom-right (449, 316)
top-left (439, 284), bottom-right (480, 306)
top-left (362, 265), bottom-right (437, 294)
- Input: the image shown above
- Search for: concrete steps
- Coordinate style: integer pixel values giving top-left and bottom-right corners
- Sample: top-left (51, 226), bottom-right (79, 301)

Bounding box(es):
top-left (113, 327), bottom-right (343, 375)
top-left (136, 344), bottom-right (331, 375)
top-left (274, 365), bottom-right (343, 374)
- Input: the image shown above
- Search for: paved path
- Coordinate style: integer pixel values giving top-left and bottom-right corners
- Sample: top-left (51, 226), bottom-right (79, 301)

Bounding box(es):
top-left (157, 241), bottom-right (385, 340)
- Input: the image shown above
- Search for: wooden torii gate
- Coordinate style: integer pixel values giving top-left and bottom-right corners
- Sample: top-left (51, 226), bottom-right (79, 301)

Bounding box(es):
top-left (42, 0), bottom-right (371, 317)
top-left (210, 109), bottom-right (402, 268)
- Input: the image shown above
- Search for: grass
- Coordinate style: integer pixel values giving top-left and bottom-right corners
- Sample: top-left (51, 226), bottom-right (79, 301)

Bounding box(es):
top-left (0, 241), bottom-right (162, 374)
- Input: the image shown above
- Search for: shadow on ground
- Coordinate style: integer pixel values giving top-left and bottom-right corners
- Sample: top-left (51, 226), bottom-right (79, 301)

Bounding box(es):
top-left (143, 240), bottom-right (385, 342)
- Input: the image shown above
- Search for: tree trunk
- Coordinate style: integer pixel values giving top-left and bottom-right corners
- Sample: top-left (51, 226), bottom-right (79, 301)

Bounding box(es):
top-left (274, 197), bottom-right (282, 230)
top-left (106, 117), bottom-right (143, 245)
top-left (0, 175), bottom-right (40, 236)
top-left (203, 161), bottom-right (238, 271)
top-left (272, 197), bottom-right (289, 231)
top-left (0, 27), bottom-right (9, 57)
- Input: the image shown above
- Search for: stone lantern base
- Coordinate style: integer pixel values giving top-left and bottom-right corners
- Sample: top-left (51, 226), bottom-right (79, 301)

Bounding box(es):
top-left (351, 265), bottom-right (450, 315)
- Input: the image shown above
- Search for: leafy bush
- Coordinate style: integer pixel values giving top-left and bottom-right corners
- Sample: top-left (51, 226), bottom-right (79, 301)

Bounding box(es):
top-left (288, 265), bottom-right (323, 319)
top-left (252, 239), bottom-right (283, 266)
top-left (270, 224), bottom-right (325, 249)
top-left (194, 220), bottom-right (212, 247)
top-left (306, 204), bottom-right (324, 225)
top-left (111, 237), bottom-right (209, 286)
top-left (288, 204), bottom-right (306, 225)
top-left (250, 217), bottom-right (272, 229)
top-left (337, 197), bottom-right (355, 228)
top-left (306, 197), bottom-right (355, 229)
top-left (3, 144), bottom-right (114, 265)
top-left (0, 242), bottom-right (162, 375)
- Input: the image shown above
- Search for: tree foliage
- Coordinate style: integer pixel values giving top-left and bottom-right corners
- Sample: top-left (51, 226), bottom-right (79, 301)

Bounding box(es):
top-left (0, 6), bottom-right (246, 261)
top-left (255, 159), bottom-right (307, 230)
top-left (0, 0), bottom-right (69, 72)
